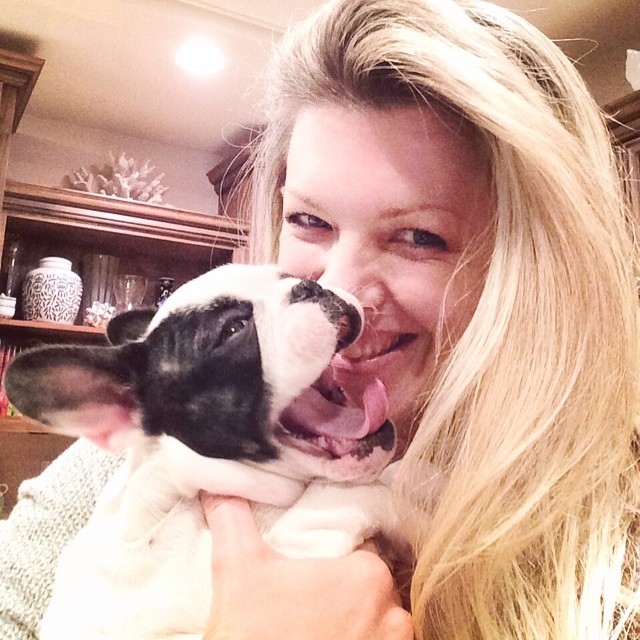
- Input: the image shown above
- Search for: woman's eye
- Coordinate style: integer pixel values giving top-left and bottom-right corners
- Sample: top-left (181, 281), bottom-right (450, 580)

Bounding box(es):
top-left (285, 213), bottom-right (332, 230)
top-left (397, 229), bottom-right (447, 251)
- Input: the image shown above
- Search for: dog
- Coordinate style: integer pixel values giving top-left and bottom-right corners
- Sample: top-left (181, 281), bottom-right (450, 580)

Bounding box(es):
top-left (6, 264), bottom-right (404, 640)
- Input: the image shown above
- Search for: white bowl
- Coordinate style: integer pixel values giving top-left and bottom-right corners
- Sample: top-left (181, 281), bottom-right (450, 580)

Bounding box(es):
top-left (0, 296), bottom-right (17, 319)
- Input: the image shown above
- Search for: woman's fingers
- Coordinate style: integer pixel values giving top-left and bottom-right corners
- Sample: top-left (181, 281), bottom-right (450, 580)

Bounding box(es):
top-left (200, 492), bottom-right (268, 561)
top-left (200, 493), bottom-right (414, 640)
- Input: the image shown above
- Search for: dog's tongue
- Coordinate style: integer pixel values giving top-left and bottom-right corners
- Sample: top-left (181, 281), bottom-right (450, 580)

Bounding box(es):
top-left (282, 378), bottom-right (389, 440)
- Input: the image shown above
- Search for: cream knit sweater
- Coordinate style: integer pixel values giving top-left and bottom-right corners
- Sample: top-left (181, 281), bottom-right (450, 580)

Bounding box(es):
top-left (0, 440), bottom-right (124, 640)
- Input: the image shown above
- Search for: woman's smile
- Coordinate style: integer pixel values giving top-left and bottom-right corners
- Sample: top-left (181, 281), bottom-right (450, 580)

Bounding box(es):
top-left (340, 330), bottom-right (417, 364)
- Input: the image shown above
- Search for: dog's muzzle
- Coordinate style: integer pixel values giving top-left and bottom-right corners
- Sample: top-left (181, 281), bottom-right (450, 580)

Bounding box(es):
top-left (277, 279), bottom-right (395, 479)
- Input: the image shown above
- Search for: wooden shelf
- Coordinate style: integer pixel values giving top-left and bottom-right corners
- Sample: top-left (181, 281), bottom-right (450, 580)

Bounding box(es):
top-left (0, 177), bottom-right (250, 515)
top-left (3, 181), bottom-right (250, 252)
top-left (0, 318), bottom-right (107, 343)
top-left (0, 318), bottom-right (103, 334)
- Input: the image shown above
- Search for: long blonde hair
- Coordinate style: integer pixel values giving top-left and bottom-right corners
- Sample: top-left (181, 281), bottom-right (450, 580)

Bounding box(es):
top-left (250, 1), bottom-right (640, 637)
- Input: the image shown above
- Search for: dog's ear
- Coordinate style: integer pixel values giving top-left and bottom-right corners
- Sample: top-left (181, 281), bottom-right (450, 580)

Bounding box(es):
top-left (106, 308), bottom-right (156, 345)
top-left (5, 342), bottom-right (147, 452)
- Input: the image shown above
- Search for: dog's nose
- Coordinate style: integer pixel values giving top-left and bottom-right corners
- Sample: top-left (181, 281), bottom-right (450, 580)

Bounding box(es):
top-left (289, 279), bottom-right (362, 350)
top-left (289, 279), bottom-right (325, 303)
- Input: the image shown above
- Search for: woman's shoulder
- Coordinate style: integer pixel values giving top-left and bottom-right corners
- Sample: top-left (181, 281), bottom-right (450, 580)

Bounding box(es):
top-left (0, 441), bottom-right (124, 640)
top-left (2, 438), bottom-right (124, 548)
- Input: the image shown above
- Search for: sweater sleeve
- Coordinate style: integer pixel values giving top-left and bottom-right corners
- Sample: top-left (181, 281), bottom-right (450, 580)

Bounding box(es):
top-left (0, 439), bottom-right (124, 640)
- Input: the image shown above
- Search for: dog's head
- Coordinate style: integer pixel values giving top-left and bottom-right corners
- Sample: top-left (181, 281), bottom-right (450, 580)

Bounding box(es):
top-left (6, 264), bottom-right (395, 483)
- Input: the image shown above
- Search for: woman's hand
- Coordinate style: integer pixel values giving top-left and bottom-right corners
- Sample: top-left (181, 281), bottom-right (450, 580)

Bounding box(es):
top-left (200, 493), bottom-right (414, 640)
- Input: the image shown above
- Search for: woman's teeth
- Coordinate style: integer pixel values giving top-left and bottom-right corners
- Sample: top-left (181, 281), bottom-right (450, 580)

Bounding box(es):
top-left (342, 333), bottom-right (414, 362)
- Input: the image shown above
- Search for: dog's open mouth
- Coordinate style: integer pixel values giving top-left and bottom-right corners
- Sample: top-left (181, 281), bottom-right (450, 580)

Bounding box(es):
top-left (276, 367), bottom-right (394, 459)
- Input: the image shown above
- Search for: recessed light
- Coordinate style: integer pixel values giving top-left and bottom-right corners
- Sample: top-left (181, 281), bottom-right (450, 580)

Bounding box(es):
top-left (175, 37), bottom-right (225, 77)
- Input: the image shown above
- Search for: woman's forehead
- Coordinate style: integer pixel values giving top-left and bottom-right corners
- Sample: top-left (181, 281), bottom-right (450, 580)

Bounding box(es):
top-left (285, 105), bottom-right (490, 201)
top-left (286, 102), bottom-right (487, 166)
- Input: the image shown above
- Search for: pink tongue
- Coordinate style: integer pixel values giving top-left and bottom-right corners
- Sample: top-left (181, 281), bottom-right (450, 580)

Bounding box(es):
top-left (281, 378), bottom-right (389, 440)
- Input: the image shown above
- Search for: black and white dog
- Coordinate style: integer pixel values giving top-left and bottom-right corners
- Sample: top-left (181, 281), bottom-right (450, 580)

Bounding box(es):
top-left (6, 264), bottom-right (404, 640)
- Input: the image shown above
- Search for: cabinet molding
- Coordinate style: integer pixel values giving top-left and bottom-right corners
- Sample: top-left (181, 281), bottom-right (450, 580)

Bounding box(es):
top-left (0, 50), bottom-right (44, 134)
top-left (606, 91), bottom-right (640, 222)
top-left (3, 180), bottom-right (249, 251)
top-left (607, 90), bottom-right (640, 145)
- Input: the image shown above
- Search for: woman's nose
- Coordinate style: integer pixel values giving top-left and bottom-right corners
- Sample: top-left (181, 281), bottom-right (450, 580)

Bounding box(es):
top-left (316, 237), bottom-right (385, 309)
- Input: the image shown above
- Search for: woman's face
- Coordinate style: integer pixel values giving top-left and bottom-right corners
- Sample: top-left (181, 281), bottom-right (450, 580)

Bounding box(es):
top-left (278, 104), bottom-right (492, 451)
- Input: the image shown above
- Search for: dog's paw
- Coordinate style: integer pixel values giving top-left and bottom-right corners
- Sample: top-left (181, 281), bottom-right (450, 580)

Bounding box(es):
top-left (266, 528), bottom-right (360, 558)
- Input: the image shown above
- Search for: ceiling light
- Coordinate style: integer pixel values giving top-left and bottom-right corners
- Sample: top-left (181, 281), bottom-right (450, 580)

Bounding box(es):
top-left (175, 37), bottom-right (225, 77)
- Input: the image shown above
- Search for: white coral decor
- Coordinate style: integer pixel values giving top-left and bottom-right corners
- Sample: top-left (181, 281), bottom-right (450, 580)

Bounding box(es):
top-left (67, 152), bottom-right (169, 205)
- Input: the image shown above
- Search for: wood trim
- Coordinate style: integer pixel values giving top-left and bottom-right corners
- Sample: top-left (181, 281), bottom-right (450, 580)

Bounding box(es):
top-left (206, 125), bottom-right (262, 197)
top-left (0, 416), bottom-right (52, 434)
top-left (605, 92), bottom-right (640, 224)
top-left (0, 50), bottom-right (45, 133)
top-left (606, 90), bottom-right (640, 145)
top-left (0, 429), bottom-right (75, 515)
top-left (207, 146), bottom-right (252, 196)
top-left (0, 83), bottom-right (18, 204)
top-left (0, 318), bottom-right (107, 344)
top-left (0, 318), bottom-right (103, 334)
top-left (3, 180), bottom-right (250, 250)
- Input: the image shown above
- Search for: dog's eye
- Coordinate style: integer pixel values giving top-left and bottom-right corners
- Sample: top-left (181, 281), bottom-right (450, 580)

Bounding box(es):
top-left (220, 318), bottom-right (248, 341)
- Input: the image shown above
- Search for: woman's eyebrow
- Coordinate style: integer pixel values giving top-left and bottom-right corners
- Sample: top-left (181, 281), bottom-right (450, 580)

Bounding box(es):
top-left (280, 187), bottom-right (324, 211)
top-left (282, 185), bottom-right (455, 222)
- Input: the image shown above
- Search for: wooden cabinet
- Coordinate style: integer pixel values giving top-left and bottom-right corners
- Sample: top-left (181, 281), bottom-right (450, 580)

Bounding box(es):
top-left (0, 50), bottom-right (44, 211)
top-left (606, 90), bottom-right (640, 220)
top-left (1, 180), bottom-right (249, 302)
top-left (207, 146), bottom-right (253, 225)
top-left (0, 180), bottom-right (249, 514)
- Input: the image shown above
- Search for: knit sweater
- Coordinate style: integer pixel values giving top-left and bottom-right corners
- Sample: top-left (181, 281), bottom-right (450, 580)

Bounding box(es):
top-left (0, 440), bottom-right (124, 640)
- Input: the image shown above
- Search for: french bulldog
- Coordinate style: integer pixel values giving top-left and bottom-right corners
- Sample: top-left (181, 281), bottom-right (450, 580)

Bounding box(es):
top-left (6, 263), bottom-right (404, 640)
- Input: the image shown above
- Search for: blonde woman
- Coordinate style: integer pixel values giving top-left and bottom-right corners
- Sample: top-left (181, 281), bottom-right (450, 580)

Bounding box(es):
top-left (1, 1), bottom-right (638, 639)
top-left (202, 0), bottom-right (640, 639)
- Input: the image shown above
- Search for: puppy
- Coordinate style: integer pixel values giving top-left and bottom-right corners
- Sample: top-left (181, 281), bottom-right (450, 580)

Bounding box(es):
top-left (6, 264), bottom-right (404, 640)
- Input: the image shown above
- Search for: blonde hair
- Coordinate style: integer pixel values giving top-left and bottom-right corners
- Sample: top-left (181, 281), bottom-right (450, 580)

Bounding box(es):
top-left (249, 0), bottom-right (640, 638)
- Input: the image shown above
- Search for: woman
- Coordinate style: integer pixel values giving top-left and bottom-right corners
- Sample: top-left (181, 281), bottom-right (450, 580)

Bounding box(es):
top-left (205, 0), bottom-right (640, 637)
top-left (1, 0), bottom-right (638, 639)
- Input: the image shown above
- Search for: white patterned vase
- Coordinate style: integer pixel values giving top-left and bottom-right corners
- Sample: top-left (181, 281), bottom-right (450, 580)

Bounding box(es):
top-left (22, 257), bottom-right (83, 324)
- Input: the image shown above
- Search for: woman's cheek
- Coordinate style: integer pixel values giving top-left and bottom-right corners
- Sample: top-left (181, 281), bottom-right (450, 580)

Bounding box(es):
top-left (442, 268), bottom-right (486, 336)
top-left (389, 265), bottom-right (449, 326)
